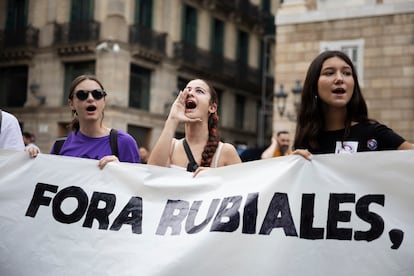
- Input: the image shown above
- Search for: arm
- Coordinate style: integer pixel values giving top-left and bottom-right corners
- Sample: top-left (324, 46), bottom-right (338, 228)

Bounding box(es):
top-left (293, 149), bottom-right (312, 160)
top-left (147, 119), bottom-right (179, 167)
top-left (397, 141), bottom-right (414, 150)
top-left (222, 143), bottom-right (242, 166)
top-left (261, 136), bottom-right (277, 159)
top-left (116, 132), bottom-right (141, 163)
top-left (26, 144), bottom-right (40, 158)
top-left (98, 131), bottom-right (140, 169)
top-left (148, 90), bottom-right (201, 167)
top-left (0, 112), bottom-right (25, 151)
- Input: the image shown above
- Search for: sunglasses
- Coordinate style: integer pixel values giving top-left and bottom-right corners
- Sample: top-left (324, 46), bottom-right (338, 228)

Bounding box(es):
top-left (74, 89), bottom-right (107, 101)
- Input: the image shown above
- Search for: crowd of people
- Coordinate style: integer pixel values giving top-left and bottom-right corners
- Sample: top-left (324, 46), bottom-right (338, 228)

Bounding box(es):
top-left (1, 50), bottom-right (413, 174)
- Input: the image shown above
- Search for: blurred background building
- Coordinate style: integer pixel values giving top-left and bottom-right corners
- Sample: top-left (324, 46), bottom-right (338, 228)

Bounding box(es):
top-left (1, 0), bottom-right (413, 155)
top-left (0, 0), bottom-right (277, 152)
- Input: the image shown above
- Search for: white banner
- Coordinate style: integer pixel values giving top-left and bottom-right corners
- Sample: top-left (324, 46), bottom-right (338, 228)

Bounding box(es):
top-left (0, 149), bottom-right (413, 276)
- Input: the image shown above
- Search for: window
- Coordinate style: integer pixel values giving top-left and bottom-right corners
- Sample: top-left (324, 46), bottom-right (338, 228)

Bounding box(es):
top-left (0, 66), bottom-right (28, 107)
top-left (320, 39), bottom-right (364, 86)
top-left (129, 64), bottom-right (151, 110)
top-left (237, 30), bottom-right (249, 65)
top-left (182, 4), bottom-right (197, 46)
top-left (5, 0), bottom-right (28, 30)
top-left (134, 0), bottom-right (152, 27)
top-left (210, 18), bottom-right (224, 56)
top-left (70, 0), bottom-right (94, 22)
top-left (234, 95), bottom-right (245, 129)
top-left (63, 61), bottom-right (95, 104)
top-left (261, 0), bottom-right (271, 12)
top-left (5, 0), bottom-right (28, 47)
top-left (69, 0), bottom-right (94, 41)
top-left (127, 125), bottom-right (151, 149)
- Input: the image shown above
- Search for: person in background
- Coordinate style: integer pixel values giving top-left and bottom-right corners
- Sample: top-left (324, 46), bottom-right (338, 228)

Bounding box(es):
top-left (23, 131), bottom-right (40, 153)
top-left (293, 50), bottom-right (414, 159)
top-left (148, 79), bottom-right (241, 176)
top-left (139, 146), bottom-right (149, 164)
top-left (261, 131), bottom-right (292, 159)
top-left (0, 110), bottom-right (25, 151)
top-left (27, 74), bottom-right (140, 168)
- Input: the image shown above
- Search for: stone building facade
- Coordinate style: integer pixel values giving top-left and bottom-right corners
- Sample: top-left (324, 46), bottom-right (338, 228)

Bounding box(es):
top-left (0, 0), bottom-right (277, 152)
top-left (274, 0), bottom-right (414, 143)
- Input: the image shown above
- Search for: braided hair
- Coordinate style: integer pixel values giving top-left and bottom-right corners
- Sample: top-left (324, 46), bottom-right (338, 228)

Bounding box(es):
top-left (199, 80), bottom-right (220, 167)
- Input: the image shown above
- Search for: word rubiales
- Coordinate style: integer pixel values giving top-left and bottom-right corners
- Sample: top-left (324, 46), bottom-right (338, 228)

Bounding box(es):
top-left (24, 182), bottom-right (396, 246)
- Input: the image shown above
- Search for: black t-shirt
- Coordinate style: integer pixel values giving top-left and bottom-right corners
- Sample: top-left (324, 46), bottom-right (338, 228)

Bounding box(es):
top-left (310, 122), bottom-right (405, 154)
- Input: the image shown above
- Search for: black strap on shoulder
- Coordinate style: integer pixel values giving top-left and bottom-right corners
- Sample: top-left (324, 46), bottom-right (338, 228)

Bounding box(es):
top-left (109, 128), bottom-right (119, 158)
top-left (54, 129), bottom-right (118, 157)
top-left (53, 137), bottom-right (67, 155)
top-left (183, 139), bottom-right (199, 172)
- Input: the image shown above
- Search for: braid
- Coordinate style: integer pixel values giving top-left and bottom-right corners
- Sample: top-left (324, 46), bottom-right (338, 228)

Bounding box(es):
top-left (200, 113), bottom-right (220, 167)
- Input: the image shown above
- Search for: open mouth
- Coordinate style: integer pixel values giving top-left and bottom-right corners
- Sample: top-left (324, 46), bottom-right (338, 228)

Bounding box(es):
top-left (86, 106), bottom-right (97, 112)
top-left (185, 100), bottom-right (197, 109)
top-left (332, 88), bottom-right (346, 94)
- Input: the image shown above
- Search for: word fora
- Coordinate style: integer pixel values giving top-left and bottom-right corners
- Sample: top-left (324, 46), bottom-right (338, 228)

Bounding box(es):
top-left (25, 183), bottom-right (392, 243)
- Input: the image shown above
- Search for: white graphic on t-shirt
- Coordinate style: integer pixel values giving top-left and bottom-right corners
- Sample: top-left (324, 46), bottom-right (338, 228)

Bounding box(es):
top-left (335, 141), bottom-right (358, 154)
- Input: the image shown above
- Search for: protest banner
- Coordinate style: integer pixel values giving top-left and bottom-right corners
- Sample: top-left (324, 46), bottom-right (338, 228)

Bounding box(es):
top-left (0, 149), bottom-right (413, 275)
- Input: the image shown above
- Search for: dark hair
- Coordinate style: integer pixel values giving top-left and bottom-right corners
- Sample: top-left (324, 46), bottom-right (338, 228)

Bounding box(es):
top-left (23, 131), bottom-right (35, 144)
top-left (198, 79), bottom-right (221, 167)
top-left (68, 74), bottom-right (105, 131)
top-left (23, 131), bottom-right (32, 139)
top-left (277, 130), bottom-right (289, 137)
top-left (294, 50), bottom-right (369, 150)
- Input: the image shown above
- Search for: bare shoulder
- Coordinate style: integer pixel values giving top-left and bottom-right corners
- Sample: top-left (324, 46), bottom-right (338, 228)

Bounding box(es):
top-left (221, 142), bottom-right (237, 153)
top-left (221, 142), bottom-right (242, 165)
top-left (398, 141), bottom-right (414, 150)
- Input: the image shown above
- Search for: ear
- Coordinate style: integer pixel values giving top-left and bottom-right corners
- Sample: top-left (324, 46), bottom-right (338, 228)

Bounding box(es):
top-left (208, 103), bottom-right (217, 114)
top-left (68, 98), bottom-right (75, 111)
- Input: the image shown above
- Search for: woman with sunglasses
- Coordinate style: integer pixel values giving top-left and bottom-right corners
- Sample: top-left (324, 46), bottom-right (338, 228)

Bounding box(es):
top-left (148, 79), bottom-right (241, 176)
top-left (28, 75), bottom-right (140, 168)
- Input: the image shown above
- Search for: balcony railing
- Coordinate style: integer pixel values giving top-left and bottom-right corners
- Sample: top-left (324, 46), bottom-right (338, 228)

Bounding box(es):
top-left (174, 42), bottom-right (264, 94)
top-left (129, 24), bottom-right (167, 56)
top-left (54, 21), bottom-right (100, 44)
top-left (193, 0), bottom-right (266, 30)
top-left (206, 0), bottom-right (237, 13)
top-left (0, 26), bottom-right (39, 48)
top-left (237, 0), bottom-right (261, 24)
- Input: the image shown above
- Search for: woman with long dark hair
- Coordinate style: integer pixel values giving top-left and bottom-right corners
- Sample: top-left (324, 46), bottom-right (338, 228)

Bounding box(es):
top-left (294, 51), bottom-right (413, 158)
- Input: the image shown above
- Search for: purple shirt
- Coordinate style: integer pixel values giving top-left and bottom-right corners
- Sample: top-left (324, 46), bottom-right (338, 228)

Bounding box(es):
top-left (51, 130), bottom-right (140, 163)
